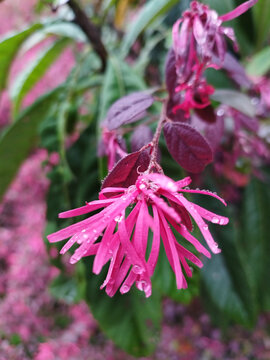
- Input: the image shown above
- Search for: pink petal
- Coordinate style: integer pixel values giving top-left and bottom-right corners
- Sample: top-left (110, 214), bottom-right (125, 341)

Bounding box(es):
top-left (140, 186), bottom-right (181, 223)
top-left (59, 198), bottom-right (114, 218)
top-left (159, 210), bottom-right (183, 289)
top-left (93, 220), bottom-right (116, 274)
top-left (193, 204), bottom-right (229, 225)
top-left (179, 188), bottom-right (227, 206)
top-left (147, 205), bottom-right (160, 275)
top-left (176, 194), bottom-right (221, 254)
top-left (219, 0), bottom-right (258, 22)
top-left (166, 214), bottom-right (211, 258)
top-left (175, 176), bottom-right (192, 189)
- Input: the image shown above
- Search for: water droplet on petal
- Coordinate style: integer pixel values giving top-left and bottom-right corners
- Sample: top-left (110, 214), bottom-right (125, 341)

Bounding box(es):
top-left (211, 217), bottom-right (219, 224)
top-left (133, 264), bottom-right (144, 275)
top-left (114, 215), bottom-right (123, 222)
top-left (203, 225), bottom-right (209, 231)
top-left (121, 285), bottom-right (129, 294)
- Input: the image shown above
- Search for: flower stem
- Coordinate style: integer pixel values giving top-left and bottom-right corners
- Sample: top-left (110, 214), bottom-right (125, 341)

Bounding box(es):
top-left (147, 99), bottom-right (168, 172)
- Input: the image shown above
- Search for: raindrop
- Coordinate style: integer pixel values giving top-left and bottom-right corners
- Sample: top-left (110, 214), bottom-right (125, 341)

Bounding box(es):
top-left (121, 285), bottom-right (129, 294)
top-left (114, 215), bottom-right (123, 223)
top-left (133, 264), bottom-right (144, 274)
top-left (211, 217), bottom-right (219, 224)
top-left (83, 234), bottom-right (88, 239)
top-left (203, 225), bottom-right (208, 231)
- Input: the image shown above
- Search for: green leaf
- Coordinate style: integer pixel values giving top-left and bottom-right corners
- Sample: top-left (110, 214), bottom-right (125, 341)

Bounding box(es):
top-left (211, 89), bottom-right (256, 117)
top-left (153, 244), bottom-right (198, 304)
top-left (98, 57), bottom-right (146, 179)
top-left (10, 38), bottom-right (70, 114)
top-left (201, 216), bottom-right (257, 327)
top-left (202, 0), bottom-right (234, 15)
top-left (120, 0), bottom-right (179, 57)
top-left (99, 57), bottom-right (146, 122)
top-left (49, 274), bottom-right (80, 303)
top-left (253, 0), bottom-right (270, 50)
top-left (82, 258), bottom-right (161, 357)
top-left (246, 46), bottom-right (270, 77)
top-left (238, 177), bottom-right (270, 310)
top-left (0, 23), bottom-right (42, 90)
top-left (0, 87), bottom-right (61, 201)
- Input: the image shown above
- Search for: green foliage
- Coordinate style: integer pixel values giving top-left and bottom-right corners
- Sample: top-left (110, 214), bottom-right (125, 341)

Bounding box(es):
top-left (0, 87), bottom-right (61, 201)
top-left (237, 177), bottom-right (270, 310)
top-left (120, 0), bottom-right (180, 57)
top-left (246, 47), bottom-right (270, 77)
top-left (82, 258), bottom-right (161, 357)
top-left (11, 38), bottom-right (70, 115)
top-left (200, 203), bottom-right (257, 328)
top-left (99, 57), bottom-right (146, 122)
top-left (0, 23), bottom-right (42, 90)
top-left (211, 90), bottom-right (256, 117)
top-left (252, 0), bottom-right (270, 50)
top-left (49, 274), bottom-right (81, 304)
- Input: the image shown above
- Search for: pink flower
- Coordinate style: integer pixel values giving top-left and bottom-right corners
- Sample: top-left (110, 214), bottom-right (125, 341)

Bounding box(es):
top-left (48, 173), bottom-right (228, 297)
top-left (98, 127), bottom-right (127, 170)
top-left (173, 0), bottom-right (257, 78)
top-left (170, 0), bottom-right (257, 117)
top-left (173, 79), bottom-right (215, 118)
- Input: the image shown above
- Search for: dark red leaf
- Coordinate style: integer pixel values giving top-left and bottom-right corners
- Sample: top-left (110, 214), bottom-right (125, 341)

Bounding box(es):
top-left (194, 105), bottom-right (216, 124)
top-left (105, 91), bottom-right (154, 131)
top-left (131, 125), bottom-right (153, 152)
top-left (166, 92), bottom-right (187, 123)
top-left (101, 150), bottom-right (150, 189)
top-left (213, 53), bottom-right (252, 89)
top-left (165, 48), bottom-right (177, 96)
top-left (163, 122), bottom-right (213, 173)
top-left (170, 201), bottom-right (193, 231)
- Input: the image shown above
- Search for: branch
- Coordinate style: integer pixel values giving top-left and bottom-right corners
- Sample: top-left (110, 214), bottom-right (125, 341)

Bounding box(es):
top-left (68, 0), bottom-right (108, 71)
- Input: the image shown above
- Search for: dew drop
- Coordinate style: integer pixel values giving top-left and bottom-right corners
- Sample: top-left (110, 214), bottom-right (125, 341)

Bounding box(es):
top-left (114, 215), bottom-right (123, 223)
top-left (211, 217), bottom-right (219, 224)
top-left (133, 265), bottom-right (144, 275)
top-left (82, 229), bottom-right (86, 233)
top-left (203, 225), bottom-right (208, 231)
top-left (83, 234), bottom-right (88, 239)
top-left (121, 285), bottom-right (129, 294)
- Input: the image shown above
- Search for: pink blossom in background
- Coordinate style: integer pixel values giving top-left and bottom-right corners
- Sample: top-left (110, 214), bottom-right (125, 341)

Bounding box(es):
top-left (98, 127), bottom-right (128, 170)
top-left (48, 173), bottom-right (228, 297)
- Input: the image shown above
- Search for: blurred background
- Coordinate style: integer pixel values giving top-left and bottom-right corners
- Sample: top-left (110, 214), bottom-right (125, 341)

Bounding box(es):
top-left (0, 0), bottom-right (270, 359)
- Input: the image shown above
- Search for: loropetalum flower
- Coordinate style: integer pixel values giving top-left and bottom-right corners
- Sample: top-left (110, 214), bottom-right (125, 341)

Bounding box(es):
top-left (98, 127), bottom-right (127, 170)
top-left (171, 0), bottom-right (257, 117)
top-left (48, 173), bottom-right (228, 297)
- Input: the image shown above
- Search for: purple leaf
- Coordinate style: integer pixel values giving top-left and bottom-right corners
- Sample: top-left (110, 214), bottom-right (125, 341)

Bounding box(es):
top-left (213, 53), bottom-right (252, 89)
top-left (102, 150), bottom-right (150, 189)
top-left (166, 93), bottom-right (187, 123)
top-left (194, 105), bottom-right (216, 124)
top-left (131, 125), bottom-right (153, 152)
top-left (105, 91), bottom-right (154, 131)
top-left (204, 115), bottom-right (225, 151)
top-left (163, 122), bottom-right (213, 173)
top-left (165, 48), bottom-right (177, 96)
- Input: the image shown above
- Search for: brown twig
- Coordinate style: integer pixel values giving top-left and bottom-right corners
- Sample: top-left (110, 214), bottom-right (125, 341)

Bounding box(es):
top-left (68, 0), bottom-right (108, 71)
